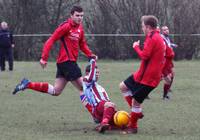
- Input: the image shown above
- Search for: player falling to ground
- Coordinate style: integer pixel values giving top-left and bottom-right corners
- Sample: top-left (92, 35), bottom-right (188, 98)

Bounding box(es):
top-left (119, 15), bottom-right (166, 134)
top-left (80, 59), bottom-right (118, 133)
top-left (161, 26), bottom-right (177, 100)
top-left (12, 6), bottom-right (96, 96)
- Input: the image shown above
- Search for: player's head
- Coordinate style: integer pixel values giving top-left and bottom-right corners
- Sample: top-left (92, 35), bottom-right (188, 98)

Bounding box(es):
top-left (161, 26), bottom-right (169, 36)
top-left (141, 15), bottom-right (158, 35)
top-left (1, 21), bottom-right (8, 30)
top-left (85, 65), bottom-right (100, 81)
top-left (156, 26), bottom-right (161, 32)
top-left (70, 6), bottom-right (84, 25)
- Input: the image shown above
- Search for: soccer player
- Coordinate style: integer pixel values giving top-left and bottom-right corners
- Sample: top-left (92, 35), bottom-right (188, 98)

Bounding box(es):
top-left (161, 26), bottom-right (177, 100)
top-left (12, 6), bottom-right (96, 96)
top-left (80, 59), bottom-right (117, 133)
top-left (119, 15), bottom-right (166, 134)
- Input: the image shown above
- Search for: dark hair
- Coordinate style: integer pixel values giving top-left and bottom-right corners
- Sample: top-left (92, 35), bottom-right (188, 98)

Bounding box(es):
top-left (141, 15), bottom-right (158, 28)
top-left (71, 5), bottom-right (83, 15)
top-left (85, 65), bottom-right (98, 73)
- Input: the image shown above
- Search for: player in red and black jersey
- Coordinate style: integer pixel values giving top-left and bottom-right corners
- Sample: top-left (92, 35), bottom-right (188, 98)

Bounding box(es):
top-left (13, 6), bottom-right (97, 96)
top-left (161, 26), bottom-right (177, 100)
top-left (119, 15), bottom-right (166, 134)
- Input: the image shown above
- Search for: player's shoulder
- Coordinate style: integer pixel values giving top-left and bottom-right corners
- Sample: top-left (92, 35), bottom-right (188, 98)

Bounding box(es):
top-left (58, 19), bottom-right (74, 30)
top-left (96, 84), bottom-right (106, 91)
top-left (151, 31), bottom-right (164, 43)
top-left (58, 21), bottom-right (69, 28)
top-left (152, 31), bottom-right (161, 38)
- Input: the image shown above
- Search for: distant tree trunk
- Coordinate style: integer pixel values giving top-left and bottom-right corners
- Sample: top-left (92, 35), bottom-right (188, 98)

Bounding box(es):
top-left (0, 0), bottom-right (199, 60)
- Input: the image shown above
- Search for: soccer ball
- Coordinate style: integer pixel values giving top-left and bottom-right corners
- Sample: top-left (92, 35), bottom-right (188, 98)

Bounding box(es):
top-left (113, 111), bottom-right (130, 127)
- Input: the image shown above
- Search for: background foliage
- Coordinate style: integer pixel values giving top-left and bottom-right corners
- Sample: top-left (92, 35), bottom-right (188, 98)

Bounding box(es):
top-left (0, 0), bottom-right (200, 60)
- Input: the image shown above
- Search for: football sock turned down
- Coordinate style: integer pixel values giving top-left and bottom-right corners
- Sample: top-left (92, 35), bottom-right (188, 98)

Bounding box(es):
top-left (163, 84), bottom-right (170, 97)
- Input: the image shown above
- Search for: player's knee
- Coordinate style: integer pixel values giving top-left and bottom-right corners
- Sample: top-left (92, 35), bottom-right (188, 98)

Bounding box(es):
top-left (52, 93), bottom-right (60, 96)
top-left (119, 82), bottom-right (127, 93)
top-left (119, 82), bottom-right (124, 91)
top-left (52, 89), bottom-right (62, 96)
top-left (164, 77), bottom-right (171, 85)
top-left (164, 81), bottom-right (170, 85)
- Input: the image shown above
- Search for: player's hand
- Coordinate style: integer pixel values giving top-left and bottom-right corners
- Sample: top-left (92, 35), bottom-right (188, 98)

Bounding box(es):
top-left (132, 40), bottom-right (140, 48)
top-left (92, 54), bottom-right (98, 60)
top-left (89, 54), bottom-right (98, 61)
top-left (40, 59), bottom-right (47, 69)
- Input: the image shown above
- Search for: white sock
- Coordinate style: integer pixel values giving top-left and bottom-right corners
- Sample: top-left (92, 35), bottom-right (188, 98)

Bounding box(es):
top-left (131, 106), bottom-right (142, 113)
top-left (47, 84), bottom-right (55, 95)
top-left (123, 90), bottom-right (132, 97)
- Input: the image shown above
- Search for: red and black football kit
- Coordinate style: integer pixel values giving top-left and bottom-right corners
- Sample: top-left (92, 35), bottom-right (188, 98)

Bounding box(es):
top-left (122, 30), bottom-right (166, 133)
top-left (12, 19), bottom-right (95, 96)
top-left (41, 18), bottom-right (93, 81)
top-left (124, 30), bottom-right (166, 103)
top-left (161, 34), bottom-right (175, 99)
top-left (161, 35), bottom-right (175, 77)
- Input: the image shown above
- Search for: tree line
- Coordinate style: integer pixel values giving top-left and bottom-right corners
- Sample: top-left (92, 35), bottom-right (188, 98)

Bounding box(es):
top-left (0, 0), bottom-right (200, 60)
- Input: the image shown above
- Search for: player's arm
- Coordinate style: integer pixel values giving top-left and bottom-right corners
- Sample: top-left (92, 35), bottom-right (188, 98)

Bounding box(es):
top-left (82, 98), bottom-right (100, 124)
top-left (165, 45), bottom-right (174, 59)
top-left (79, 29), bottom-right (97, 59)
top-left (80, 93), bottom-right (93, 114)
top-left (84, 59), bottom-right (96, 83)
top-left (80, 93), bottom-right (100, 123)
top-left (40, 24), bottom-right (70, 67)
top-left (133, 39), bottom-right (153, 60)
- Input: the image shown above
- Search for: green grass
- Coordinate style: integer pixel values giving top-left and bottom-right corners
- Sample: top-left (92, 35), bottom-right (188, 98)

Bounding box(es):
top-left (0, 60), bottom-right (200, 140)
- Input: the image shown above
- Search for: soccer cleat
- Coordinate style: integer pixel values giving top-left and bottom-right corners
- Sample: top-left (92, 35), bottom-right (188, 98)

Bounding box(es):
top-left (12, 78), bottom-right (30, 95)
top-left (96, 123), bottom-right (110, 133)
top-left (123, 127), bottom-right (138, 134)
top-left (163, 95), bottom-right (170, 100)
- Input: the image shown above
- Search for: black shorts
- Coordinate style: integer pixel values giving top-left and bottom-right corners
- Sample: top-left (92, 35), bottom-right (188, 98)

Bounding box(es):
top-left (124, 75), bottom-right (155, 104)
top-left (56, 61), bottom-right (82, 81)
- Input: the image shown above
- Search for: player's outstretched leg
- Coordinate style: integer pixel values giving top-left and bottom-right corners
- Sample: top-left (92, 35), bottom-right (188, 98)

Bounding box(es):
top-left (13, 78), bottom-right (30, 95)
top-left (13, 78), bottom-right (57, 96)
top-left (124, 103), bottom-right (144, 134)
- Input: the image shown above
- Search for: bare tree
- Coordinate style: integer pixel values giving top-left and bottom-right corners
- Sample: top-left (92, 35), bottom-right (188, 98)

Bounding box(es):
top-left (0, 0), bottom-right (80, 60)
top-left (0, 0), bottom-right (199, 60)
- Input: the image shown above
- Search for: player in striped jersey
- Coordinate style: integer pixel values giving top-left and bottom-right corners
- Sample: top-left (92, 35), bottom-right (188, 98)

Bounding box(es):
top-left (80, 59), bottom-right (117, 133)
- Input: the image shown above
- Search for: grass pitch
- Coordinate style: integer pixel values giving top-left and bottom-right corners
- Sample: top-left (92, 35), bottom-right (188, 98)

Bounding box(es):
top-left (0, 60), bottom-right (200, 140)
